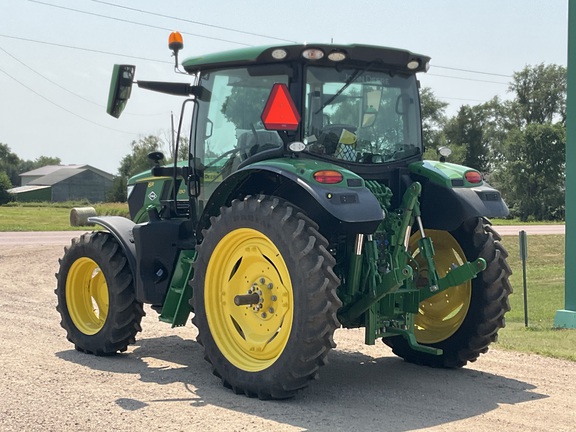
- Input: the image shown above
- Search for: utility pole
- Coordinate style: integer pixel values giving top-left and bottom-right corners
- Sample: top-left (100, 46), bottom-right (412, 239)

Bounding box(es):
top-left (170, 111), bottom-right (176, 160)
top-left (554, 0), bottom-right (576, 328)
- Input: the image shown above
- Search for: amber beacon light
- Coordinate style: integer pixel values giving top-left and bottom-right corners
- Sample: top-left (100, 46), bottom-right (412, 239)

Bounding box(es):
top-left (169, 31), bottom-right (184, 68)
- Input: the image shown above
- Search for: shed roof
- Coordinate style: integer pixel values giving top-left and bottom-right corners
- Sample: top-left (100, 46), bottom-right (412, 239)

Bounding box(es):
top-left (29, 168), bottom-right (86, 186)
top-left (20, 165), bottom-right (86, 177)
top-left (7, 185), bottom-right (51, 194)
top-left (20, 165), bottom-right (114, 182)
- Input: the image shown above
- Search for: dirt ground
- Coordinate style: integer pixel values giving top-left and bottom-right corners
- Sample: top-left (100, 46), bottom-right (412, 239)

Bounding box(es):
top-left (1, 242), bottom-right (575, 432)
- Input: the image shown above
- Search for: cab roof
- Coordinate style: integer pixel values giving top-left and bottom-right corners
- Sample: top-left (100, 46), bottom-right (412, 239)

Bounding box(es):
top-left (182, 43), bottom-right (430, 74)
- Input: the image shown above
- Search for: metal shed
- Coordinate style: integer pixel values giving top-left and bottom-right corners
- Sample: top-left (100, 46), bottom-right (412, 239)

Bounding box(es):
top-left (9, 165), bottom-right (114, 202)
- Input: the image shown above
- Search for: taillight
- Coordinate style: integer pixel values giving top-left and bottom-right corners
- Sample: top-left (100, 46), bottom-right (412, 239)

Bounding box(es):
top-left (465, 171), bottom-right (482, 183)
top-left (313, 170), bottom-right (343, 184)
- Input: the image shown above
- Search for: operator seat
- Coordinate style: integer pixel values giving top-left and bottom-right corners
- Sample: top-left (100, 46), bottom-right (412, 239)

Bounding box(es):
top-left (237, 130), bottom-right (283, 160)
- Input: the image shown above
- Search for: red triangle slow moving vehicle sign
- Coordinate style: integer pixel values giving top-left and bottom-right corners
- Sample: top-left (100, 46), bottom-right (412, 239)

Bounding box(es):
top-left (261, 83), bottom-right (301, 131)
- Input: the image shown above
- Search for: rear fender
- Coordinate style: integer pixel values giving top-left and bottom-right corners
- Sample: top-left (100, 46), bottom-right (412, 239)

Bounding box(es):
top-left (410, 161), bottom-right (509, 231)
top-left (198, 158), bottom-right (384, 237)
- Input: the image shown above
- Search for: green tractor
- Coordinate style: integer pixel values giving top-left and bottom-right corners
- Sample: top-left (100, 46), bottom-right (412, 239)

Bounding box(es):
top-left (56, 34), bottom-right (512, 399)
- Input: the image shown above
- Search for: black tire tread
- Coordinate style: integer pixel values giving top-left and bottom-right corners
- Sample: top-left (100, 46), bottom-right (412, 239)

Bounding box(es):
top-left (385, 217), bottom-right (512, 368)
top-left (55, 231), bottom-right (144, 356)
top-left (191, 195), bottom-right (341, 399)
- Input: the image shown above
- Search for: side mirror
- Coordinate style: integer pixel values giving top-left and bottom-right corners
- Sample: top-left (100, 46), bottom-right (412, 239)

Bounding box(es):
top-left (107, 64), bottom-right (136, 118)
top-left (437, 146), bottom-right (452, 162)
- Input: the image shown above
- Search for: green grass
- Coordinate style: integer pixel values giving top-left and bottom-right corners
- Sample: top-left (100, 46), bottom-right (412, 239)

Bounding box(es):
top-left (0, 202), bottom-right (129, 231)
top-left (491, 217), bottom-right (564, 225)
top-left (497, 234), bottom-right (575, 361)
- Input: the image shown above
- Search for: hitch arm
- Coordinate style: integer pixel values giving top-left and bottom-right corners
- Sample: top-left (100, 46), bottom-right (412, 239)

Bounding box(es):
top-left (419, 258), bottom-right (487, 302)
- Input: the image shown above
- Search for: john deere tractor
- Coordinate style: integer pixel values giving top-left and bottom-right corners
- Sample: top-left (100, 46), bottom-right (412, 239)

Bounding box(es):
top-left (56, 34), bottom-right (512, 399)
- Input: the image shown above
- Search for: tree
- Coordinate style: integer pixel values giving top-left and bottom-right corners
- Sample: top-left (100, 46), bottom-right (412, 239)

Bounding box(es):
top-left (492, 123), bottom-right (565, 221)
top-left (118, 135), bottom-right (165, 178)
top-left (420, 87), bottom-right (449, 157)
top-left (0, 143), bottom-right (21, 186)
top-left (0, 170), bottom-right (13, 205)
top-left (18, 156), bottom-right (62, 175)
top-left (486, 63), bottom-right (567, 220)
top-left (1, 143), bottom-right (63, 187)
top-left (221, 87), bottom-right (271, 129)
top-left (509, 63), bottom-right (566, 126)
top-left (109, 135), bottom-right (165, 202)
top-left (443, 105), bottom-right (485, 170)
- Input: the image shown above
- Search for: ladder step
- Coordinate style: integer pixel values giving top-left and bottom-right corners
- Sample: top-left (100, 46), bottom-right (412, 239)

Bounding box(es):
top-left (159, 249), bottom-right (196, 327)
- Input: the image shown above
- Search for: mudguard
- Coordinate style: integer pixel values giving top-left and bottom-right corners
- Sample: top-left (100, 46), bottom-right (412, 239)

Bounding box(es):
top-left (198, 158), bottom-right (385, 236)
top-left (88, 216), bottom-right (137, 279)
top-left (89, 215), bottom-right (195, 305)
top-left (410, 161), bottom-right (509, 232)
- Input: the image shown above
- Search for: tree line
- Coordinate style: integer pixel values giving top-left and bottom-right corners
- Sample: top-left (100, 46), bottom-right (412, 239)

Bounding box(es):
top-left (423, 63), bottom-right (566, 221)
top-left (0, 143), bottom-right (61, 204)
top-left (0, 63), bottom-right (567, 221)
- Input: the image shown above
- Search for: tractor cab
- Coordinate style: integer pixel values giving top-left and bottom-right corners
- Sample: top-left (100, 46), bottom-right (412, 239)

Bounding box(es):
top-left (112, 42), bottom-right (430, 225)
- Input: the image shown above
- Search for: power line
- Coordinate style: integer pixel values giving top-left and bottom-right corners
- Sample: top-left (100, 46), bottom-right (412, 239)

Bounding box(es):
top-left (1, 33), bottom-right (514, 90)
top-left (0, 33), bottom-right (170, 64)
top-left (0, 44), bottom-right (101, 107)
top-left (26, 0), bottom-right (523, 83)
top-left (427, 73), bottom-right (509, 85)
top-left (0, 43), bottom-right (169, 117)
top-left (437, 96), bottom-right (490, 103)
top-left (0, 66), bottom-right (138, 135)
top-left (85, 0), bottom-right (297, 43)
top-left (433, 65), bottom-right (512, 79)
top-left (25, 1), bottom-right (521, 81)
top-left (28, 0), bottom-right (252, 47)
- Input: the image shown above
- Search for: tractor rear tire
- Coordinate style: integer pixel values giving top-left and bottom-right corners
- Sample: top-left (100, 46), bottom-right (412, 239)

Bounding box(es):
top-left (55, 232), bottom-right (145, 355)
top-left (191, 195), bottom-right (341, 399)
top-left (384, 217), bottom-right (512, 367)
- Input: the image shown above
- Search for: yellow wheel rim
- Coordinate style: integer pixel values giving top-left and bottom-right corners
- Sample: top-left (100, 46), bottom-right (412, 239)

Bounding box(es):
top-left (65, 257), bottom-right (109, 335)
top-left (205, 228), bottom-right (293, 372)
top-left (410, 230), bottom-right (471, 344)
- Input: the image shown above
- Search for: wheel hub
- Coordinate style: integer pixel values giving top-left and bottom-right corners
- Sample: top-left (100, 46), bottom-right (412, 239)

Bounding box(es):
top-left (65, 257), bottom-right (109, 335)
top-left (205, 228), bottom-right (294, 371)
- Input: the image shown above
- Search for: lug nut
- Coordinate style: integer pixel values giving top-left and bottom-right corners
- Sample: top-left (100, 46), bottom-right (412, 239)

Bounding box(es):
top-left (267, 283), bottom-right (273, 289)
top-left (268, 307), bottom-right (274, 314)
top-left (260, 278), bottom-right (265, 284)
top-left (271, 295), bottom-right (277, 301)
top-left (261, 312), bottom-right (267, 318)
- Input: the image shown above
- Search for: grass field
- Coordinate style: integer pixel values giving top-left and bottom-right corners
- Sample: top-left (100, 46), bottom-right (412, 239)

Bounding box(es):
top-left (0, 203), bottom-right (572, 361)
top-left (0, 202), bottom-right (129, 231)
top-left (496, 233), bottom-right (574, 361)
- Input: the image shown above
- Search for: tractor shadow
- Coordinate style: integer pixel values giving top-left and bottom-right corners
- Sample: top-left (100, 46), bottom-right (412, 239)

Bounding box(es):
top-left (56, 335), bottom-right (546, 431)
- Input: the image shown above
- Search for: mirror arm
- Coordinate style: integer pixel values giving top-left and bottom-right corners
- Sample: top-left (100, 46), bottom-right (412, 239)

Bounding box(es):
top-left (136, 81), bottom-right (211, 101)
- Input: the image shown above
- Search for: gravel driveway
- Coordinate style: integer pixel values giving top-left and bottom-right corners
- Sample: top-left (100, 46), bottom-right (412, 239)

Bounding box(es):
top-left (0, 241), bottom-right (574, 432)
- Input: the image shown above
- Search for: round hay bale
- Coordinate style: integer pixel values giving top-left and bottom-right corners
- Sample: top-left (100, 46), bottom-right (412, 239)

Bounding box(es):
top-left (70, 207), bottom-right (97, 227)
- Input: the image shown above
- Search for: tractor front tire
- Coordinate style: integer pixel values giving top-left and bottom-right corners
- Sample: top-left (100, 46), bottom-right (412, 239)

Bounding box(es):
top-left (191, 195), bottom-right (341, 399)
top-left (385, 217), bottom-right (512, 367)
top-left (55, 232), bottom-right (144, 355)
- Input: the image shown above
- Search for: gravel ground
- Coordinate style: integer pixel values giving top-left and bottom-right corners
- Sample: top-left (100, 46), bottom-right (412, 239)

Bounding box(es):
top-left (0, 243), bottom-right (574, 432)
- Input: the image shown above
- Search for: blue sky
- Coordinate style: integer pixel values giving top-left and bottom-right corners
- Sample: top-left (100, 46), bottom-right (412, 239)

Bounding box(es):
top-left (0, 0), bottom-right (568, 175)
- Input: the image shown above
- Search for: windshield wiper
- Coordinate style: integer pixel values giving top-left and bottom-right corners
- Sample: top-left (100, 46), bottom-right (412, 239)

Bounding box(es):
top-left (314, 62), bottom-right (375, 115)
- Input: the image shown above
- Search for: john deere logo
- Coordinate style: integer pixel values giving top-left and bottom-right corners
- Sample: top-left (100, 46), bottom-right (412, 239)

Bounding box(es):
top-left (148, 191), bottom-right (157, 201)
